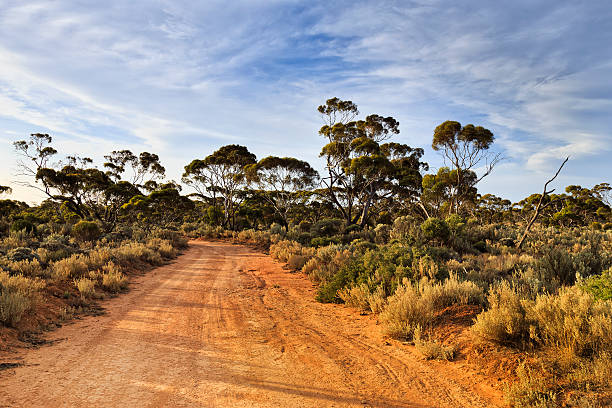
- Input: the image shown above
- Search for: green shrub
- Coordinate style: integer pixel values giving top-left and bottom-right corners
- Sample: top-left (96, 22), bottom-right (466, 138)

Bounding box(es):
top-left (316, 259), bottom-right (364, 303)
top-left (10, 219), bottom-right (35, 234)
top-left (310, 218), bottom-right (343, 237)
top-left (374, 224), bottom-right (391, 244)
top-left (6, 247), bottom-right (38, 262)
top-left (581, 268), bottom-right (612, 300)
top-left (421, 218), bottom-right (450, 243)
top-left (390, 215), bottom-right (421, 243)
top-left (445, 214), bottom-right (465, 234)
top-left (71, 221), bottom-right (102, 243)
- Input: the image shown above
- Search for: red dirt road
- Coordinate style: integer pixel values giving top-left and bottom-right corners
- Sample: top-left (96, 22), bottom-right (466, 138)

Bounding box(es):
top-left (0, 241), bottom-right (502, 407)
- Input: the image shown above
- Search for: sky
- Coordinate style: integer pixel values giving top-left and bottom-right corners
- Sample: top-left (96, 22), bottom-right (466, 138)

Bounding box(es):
top-left (0, 0), bottom-right (611, 204)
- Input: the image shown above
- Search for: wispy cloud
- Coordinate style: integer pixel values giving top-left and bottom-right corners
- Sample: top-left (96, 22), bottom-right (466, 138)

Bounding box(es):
top-left (0, 0), bottom-right (610, 202)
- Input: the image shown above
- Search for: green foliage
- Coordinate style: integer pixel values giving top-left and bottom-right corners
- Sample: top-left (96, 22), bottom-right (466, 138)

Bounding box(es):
top-left (581, 268), bottom-right (612, 301)
top-left (10, 219), bottom-right (35, 234)
top-left (71, 221), bottom-right (102, 243)
top-left (421, 218), bottom-right (450, 243)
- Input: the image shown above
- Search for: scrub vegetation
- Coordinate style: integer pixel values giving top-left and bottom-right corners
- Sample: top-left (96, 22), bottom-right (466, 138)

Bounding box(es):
top-left (2, 98), bottom-right (610, 406)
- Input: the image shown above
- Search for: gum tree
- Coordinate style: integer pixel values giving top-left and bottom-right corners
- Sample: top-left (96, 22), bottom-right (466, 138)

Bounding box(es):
top-left (318, 98), bottom-right (427, 226)
top-left (432, 121), bottom-right (501, 214)
top-left (246, 156), bottom-right (319, 227)
top-left (183, 145), bottom-right (256, 230)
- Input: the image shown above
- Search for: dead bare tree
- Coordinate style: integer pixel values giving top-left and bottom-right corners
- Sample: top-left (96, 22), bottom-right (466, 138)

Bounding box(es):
top-left (516, 157), bottom-right (569, 249)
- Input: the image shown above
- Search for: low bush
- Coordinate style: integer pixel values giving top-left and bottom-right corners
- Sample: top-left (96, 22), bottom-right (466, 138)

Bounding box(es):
top-left (146, 238), bottom-right (176, 259)
top-left (71, 221), bottom-right (102, 243)
top-left (528, 286), bottom-right (612, 358)
top-left (287, 254), bottom-right (307, 270)
top-left (421, 218), bottom-right (450, 243)
top-left (380, 279), bottom-right (435, 339)
top-left (101, 262), bottom-right (128, 293)
top-left (153, 229), bottom-right (188, 248)
top-left (85, 248), bottom-right (114, 271)
top-left (10, 219), bottom-right (35, 234)
top-left (113, 242), bottom-right (163, 267)
top-left (6, 247), bottom-right (39, 262)
top-left (471, 282), bottom-right (529, 345)
top-left (53, 254), bottom-right (89, 279)
top-left (0, 291), bottom-right (30, 326)
top-left (338, 283), bottom-right (371, 311)
top-left (503, 363), bottom-right (557, 408)
top-left (74, 277), bottom-right (96, 298)
top-left (0, 271), bottom-right (44, 326)
top-left (413, 325), bottom-right (455, 360)
top-left (581, 267), bottom-right (612, 300)
top-left (6, 259), bottom-right (44, 278)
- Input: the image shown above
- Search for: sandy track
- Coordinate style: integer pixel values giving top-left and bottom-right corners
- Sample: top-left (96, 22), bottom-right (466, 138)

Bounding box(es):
top-left (0, 241), bottom-right (501, 407)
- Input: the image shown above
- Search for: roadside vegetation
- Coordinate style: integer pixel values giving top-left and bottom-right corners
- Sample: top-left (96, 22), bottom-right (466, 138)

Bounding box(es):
top-left (2, 98), bottom-right (611, 406)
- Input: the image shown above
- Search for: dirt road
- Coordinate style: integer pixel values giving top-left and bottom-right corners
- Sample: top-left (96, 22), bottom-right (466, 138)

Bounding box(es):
top-left (0, 241), bottom-right (501, 407)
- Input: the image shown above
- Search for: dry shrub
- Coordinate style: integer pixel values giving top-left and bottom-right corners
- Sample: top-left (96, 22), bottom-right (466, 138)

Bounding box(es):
top-left (302, 245), bottom-right (352, 283)
top-left (418, 274), bottom-right (484, 309)
top-left (7, 259), bottom-right (44, 278)
top-left (113, 242), bottom-right (163, 267)
top-left (53, 254), bottom-right (89, 279)
top-left (472, 282), bottom-right (529, 345)
top-left (86, 248), bottom-right (114, 270)
top-left (413, 325), bottom-right (455, 360)
top-left (287, 254), bottom-right (307, 270)
top-left (270, 240), bottom-right (304, 262)
top-left (528, 286), bottom-right (612, 357)
top-left (380, 279), bottom-right (435, 339)
top-left (413, 255), bottom-right (439, 280)
top-left (568, 352), bottom-right (612, 393)
top-left (338, 283), bottom-right (371, 311)
top-left (147, 239), bottom-right (176, 258)
top-left (0, 291), bottom-right (30, 326)
top-left (0, 271), bottom-right (45, 298)
top-left (504, 363), bottom-right (557, 408)
top-left (367, 286), bottom-right (387, 313)
top-left (74, 277), bottom-right (96, 298)
top-left (101, 262), bottom-right (128, 293)
top-left (0, 271), bottom-right (45, 326)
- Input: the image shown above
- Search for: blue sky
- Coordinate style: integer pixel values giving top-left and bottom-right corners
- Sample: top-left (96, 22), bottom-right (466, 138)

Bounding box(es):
top-left (1, 0), bottom-right (611, 203)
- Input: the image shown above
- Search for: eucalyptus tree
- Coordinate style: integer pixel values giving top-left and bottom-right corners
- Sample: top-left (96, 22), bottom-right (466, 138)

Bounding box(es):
top-left (246, 156), bottom-right (319, 227)
top-left (104, 150), bottom-right (166, 192)
top-left (432, 121), bottom-right (501, 214)
top-left (182, 145), bottom-right (256, 230)
top-left (318, 98), bottom-right (427, 226)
